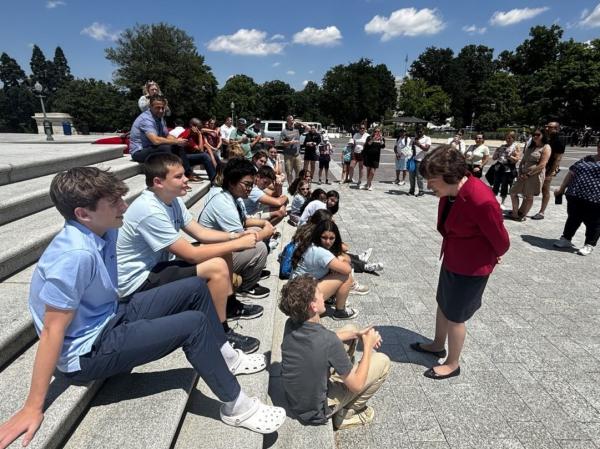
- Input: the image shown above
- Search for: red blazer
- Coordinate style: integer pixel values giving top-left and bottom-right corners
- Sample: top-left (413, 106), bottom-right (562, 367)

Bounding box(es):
top-left (437, 175), bottom-right (510, 276)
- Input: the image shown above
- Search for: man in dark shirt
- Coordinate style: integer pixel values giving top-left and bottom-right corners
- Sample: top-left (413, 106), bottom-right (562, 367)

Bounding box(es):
top-left (532, 121), bottom-right (566, 219)
top-left (279, 275), bottom-right (390, 430)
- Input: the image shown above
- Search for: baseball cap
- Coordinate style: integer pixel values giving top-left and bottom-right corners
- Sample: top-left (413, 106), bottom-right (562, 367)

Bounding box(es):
top-left (238, 118), bottom-right (247, 125)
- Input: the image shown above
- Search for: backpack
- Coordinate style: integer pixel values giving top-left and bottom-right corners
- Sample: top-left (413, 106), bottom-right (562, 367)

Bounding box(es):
top-left (278, 241), bottom-right (296, 279)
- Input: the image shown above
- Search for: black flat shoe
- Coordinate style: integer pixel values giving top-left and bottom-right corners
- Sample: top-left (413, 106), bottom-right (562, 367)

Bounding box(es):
top-left (423, 366), bottom-right (460, 380)
top-left (410, 342), bottom-right (447, 358)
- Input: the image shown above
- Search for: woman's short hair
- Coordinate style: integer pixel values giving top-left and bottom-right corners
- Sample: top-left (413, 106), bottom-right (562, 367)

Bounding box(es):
top-left (279, 275), bottom-right (318, 323)
top-left (419, 144), bottom-right (468, 184)
top-left (50, 167), bottom-right (128, 221)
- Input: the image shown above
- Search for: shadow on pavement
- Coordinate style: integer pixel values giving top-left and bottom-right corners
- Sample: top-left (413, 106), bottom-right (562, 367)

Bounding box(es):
top-left (521, 234), bottom-right (578, 253)
top-left (364, 325), bottom-right (438, 368)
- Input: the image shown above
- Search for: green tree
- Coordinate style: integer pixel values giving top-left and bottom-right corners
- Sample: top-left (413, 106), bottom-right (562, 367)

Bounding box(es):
top-left (30, 45), bottom-right (54, 91)
top-left (294, 81), bottom-right (327, 123)
top-left (53, 79), bottom-right (134, 132)
top-left (501, 25), bottom-right (563, 75)
top-left (397, 78), bottom-right (450, 124)
top-left (212, 75), bottom-right (259, 120)
top-left (409, 47), bottom-right (455, 93)
top-left (474, 72), bottom-right (522, 130)
top-left (257, 80), bottom-right (295, 120)
top-left (0, 53), bottom-right (27, 88)
top-left (0, 85), bottom-right (37, 132)
top-left (52, 46), bottom-right (73, 88)
top-left (321, 58), bottom-right (396, 129)
top-left (105, 23), bottom-right (218, 119)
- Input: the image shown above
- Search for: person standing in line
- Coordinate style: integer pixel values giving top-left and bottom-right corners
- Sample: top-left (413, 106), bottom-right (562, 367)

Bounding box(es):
top-left (410, 145), bottom-right (510, 379)
top-left (318, 136), bottom-right (333, 185)
top-left (507, 128), bottom-right (551, 221)
top-left (220, 117), bottom-right (235, 160)
top-left (447, 130), bottom-right (466, 154)
top-left (489, 131), bottom-right (522, 207)
top-left (532, 121), bottom-right (566, 220)
top-left (303, 125), bottom-right (322, 178)
top-left (362, 127), bottom-right (385, 191)
top-left (464, 134), bottom-right (490, 178)
top-left (408, 126), bottom-right (432, 196)
top-left (553, 141), bottom-right (600, 256)
top-left (348, 124), bottom-right (369, 186)
top-left (281, 115), bottom-right (306, 185)
top-left (393, 129), bottom-right (411, 186)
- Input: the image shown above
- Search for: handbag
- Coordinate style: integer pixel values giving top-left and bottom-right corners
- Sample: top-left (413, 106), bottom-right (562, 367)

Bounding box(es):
top-left (407, 157), bottom-right (417, 173)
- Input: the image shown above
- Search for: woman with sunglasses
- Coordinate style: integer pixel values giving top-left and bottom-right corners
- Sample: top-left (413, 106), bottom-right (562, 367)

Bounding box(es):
top-left (464, 134), bottom-right (490, 178)
top-left (289, 180), bottom-right (311, 225)
top-left (508, 128), bottom-right (551, 221)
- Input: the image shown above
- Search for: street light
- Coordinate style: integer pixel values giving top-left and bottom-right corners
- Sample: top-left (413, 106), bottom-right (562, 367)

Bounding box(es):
top-left (34, 81), bottom-right (53, 141)
top-left (469, 111), bottom-right (475, 139)
top-left (230, 101), bottom-right (235, 124)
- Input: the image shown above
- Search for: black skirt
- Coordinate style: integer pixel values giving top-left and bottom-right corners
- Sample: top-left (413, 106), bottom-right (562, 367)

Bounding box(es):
top-left (363, 148), bottom-right (381, 168)
top-left (436, 267), bottom-right (489, 323)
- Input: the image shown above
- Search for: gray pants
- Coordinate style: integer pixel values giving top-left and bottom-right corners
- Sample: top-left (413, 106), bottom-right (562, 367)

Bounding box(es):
top-left (408, 161), bottom-right (423, 194)
top-left (232, 241), bottom-right (268, 290)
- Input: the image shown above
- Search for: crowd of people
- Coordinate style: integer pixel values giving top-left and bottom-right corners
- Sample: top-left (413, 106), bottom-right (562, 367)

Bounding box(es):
top-left (1, 82), bottom-right (598, 447)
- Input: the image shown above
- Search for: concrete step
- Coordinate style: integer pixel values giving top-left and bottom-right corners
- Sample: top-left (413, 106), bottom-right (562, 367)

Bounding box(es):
top-left (0, 144), bottom-right (124, 186)
top-left (173, 225), bottom-right (284, 449)
top-left (0, 156), bottom-right (141, 226)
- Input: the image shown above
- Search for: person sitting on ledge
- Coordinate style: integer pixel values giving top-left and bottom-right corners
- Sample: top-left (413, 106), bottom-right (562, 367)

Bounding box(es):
top-left (0, 167), bottom-right (285, 447)
top-left (117, 153), bottom-right (263, 354)
top-left (279, 275), bottom-right (390, 430)
top-left (129, 94), bottom-right (200, 182)
top-left (243, 166), bottom-right (288, 225)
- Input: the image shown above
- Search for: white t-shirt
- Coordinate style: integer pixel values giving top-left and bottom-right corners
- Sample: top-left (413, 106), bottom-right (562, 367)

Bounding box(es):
top-left (465, 144), bottom-right (490, 166)
top-left (117, 190), bottom-right (193, 297)
top-left (291, 194), bottom-right (307, 215)
top-left (413, 135), bottom-right (432, 161)
top-left (220, 124), bottom-right (235, 141)
top-left (395, 136), bottom-right (412, 158)
top-left (352, 132), bottom-right (370, 154)
top-left (298, 200), bottom-right (326, 226)
top-left (447, 137), bottom-right (466, 154)
top-left (168, 126), bottom-right (185, 138)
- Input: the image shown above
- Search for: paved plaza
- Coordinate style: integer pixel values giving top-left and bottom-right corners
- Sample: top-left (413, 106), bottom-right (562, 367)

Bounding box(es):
top-left (321, 158), bottom-right (600, 449)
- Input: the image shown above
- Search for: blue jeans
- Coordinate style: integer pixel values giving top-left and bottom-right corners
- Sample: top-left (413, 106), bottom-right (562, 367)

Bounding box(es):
top-left (188, 151), bottom-right (218, 181)
top-left (66, 277), bottom-right (240, 402)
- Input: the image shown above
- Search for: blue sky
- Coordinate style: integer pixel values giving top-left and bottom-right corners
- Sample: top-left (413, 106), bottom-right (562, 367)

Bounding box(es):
top-left (1, 0), bottom-right (599, 90)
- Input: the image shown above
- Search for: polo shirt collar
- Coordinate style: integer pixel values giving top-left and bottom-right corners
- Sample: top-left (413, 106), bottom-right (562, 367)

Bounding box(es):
top-left (67, 219), bottom-right (109, 251)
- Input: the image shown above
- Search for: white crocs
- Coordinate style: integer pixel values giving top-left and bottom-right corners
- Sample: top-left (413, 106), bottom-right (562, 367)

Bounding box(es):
top-left (229, 350), bottom-right (267, 375)
top-left (220, 397), bottom-right (286, 434)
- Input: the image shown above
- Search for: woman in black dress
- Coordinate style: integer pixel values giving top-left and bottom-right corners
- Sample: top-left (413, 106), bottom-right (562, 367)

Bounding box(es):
top-left (363, 127), bottom-right (385, 191)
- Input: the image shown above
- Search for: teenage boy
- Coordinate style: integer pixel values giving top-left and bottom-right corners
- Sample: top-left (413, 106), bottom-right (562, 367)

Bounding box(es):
top-left (279, 275), bottom-right (390, 430)
top-left (199, 158), bottom-right (275, 299)
top-left (243, 166), bottom-right (288, 225)
top-left (117, 153), bottom-right (262, 354)
top-left (0, 167), bottom-right (285, 448)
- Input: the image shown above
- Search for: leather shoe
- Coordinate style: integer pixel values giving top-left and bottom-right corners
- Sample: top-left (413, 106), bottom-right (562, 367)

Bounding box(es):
top-left (410, 342), bottom-right (447, 358)
top-left (423, 366), bottom-right (460, 380)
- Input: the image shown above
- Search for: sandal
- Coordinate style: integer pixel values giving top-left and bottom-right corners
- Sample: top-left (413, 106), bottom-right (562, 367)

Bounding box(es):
top-left (531, 213), bottom-right (544, 220)
top-left (229, 350), bottom-right (267, 376)
top-left (220, 397), bottom-right (286, 434)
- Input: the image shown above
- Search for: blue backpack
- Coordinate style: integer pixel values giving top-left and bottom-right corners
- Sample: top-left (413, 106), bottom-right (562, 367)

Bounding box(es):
top-left (278, 242), bottom-right (296, 279)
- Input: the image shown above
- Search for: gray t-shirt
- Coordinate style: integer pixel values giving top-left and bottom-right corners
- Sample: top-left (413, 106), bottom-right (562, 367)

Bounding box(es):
top-left (280, 125), bottom-right (301, 156)
top-left (281, 320), bottom-right (353, 424)
top-left (198, 187), bottom-right (246, 232)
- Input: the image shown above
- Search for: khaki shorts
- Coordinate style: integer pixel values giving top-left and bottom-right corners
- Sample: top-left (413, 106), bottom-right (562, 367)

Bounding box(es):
top-left (284, 154), bottom-right (303, 178)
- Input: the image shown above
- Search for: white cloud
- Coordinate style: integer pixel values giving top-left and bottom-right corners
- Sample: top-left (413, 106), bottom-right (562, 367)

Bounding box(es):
top-left (302, 80), bottom-right (309, 87)
top-left (81, 22), bottom-right (120, 41)
top-left (364, 8), bottom-right (445, 40)
top-left (46, 0), bottom-right (65, 8)
top-left (271, 34), bottom-right (285, 41)
top-left (580, 4), bottom-right (600, 28)
top-left (292, 26), bottom-right (342, 46)
top-left (206, 29), bottom-right (285, 56)
top-left (462, 24), bottom-right (487, 35)
top-left (490, 7), bottom-right (549, 27)
top-left (287, 70), bottom-right (296, 75)
top-left (272, 62), bottom-right (281, 67)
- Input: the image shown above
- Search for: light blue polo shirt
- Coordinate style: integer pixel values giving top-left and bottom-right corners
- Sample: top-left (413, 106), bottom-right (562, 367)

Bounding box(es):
top-left (117, 190), bottom-right (193, 297)
top-left (243, 186), bottom-right (265, 215)
top-left (129, 109), bottom-right (168, 155)
top-left (199, 188), bottom-right (246, 233)
top-left (291, 244), bottom-right (335, 280)
top-left (28, 220), bottom-right (118, 373)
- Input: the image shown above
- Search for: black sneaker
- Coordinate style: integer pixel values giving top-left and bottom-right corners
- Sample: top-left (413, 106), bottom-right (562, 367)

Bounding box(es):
top-left (225, 328), bottom-right (260, 354)
top-left (227, 302), bottom-right (264, 321)
top-left (325, 296), bottom-right (336, 306)
top-left (332, 307), bottom-right (359, 321)
top-left (416, 192), bottom-right (425, 197)
top-left (238, 284), bottom-right (270, 299)
top-left (260, 270), bottom-right (271, 280)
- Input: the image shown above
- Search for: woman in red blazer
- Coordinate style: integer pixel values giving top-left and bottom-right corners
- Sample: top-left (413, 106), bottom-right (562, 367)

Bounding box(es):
top-left (410, 145), bottom-right (510, 379)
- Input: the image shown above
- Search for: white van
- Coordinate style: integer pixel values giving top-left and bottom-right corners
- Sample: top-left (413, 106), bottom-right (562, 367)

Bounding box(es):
top-left (260, 120), bottom-right (286, 147)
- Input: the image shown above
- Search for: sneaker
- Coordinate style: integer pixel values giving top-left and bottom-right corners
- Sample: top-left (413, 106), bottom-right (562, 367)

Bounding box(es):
top-left (225, 328), bottom-right (260, 354)
top-left (356, 181), bottom-right (361, 187)
top-left (227, 300), bottom-right (264, 321)
top-left (364, 262), bottom-right (384, 272)
top-left (260, 270), bottom-right (271, 280)
top-left (578, 244), bottom-right (594, 256)
top-left (332, 307), bottom-right (359, 321)
top-left (317, 179), bottom-right (322, 185)
top-left (325, 296), bottom-right (336, 306)
top-left (333, 406), bottom-right (374, 430)
top-left (367, 186), bottom-right (373, 191)
top-left (398, 181), bottom-right (406, 186)
top-left (531, 212), bottom-right (545, 220)
top-left (269, 237), bottom-right (280, 250)
top-left (349, 281), bottom-right (369, 295)
top-left (325, 179), bottom-right (330, 184)
top-left (360, 185), bottom-right (367, 190)
top-left (553, 237), bottom-right (575, 249)
top-left (394, 179), bottom-right (400, 185)
top-left (416, 192), bottom-right (425, 197)
top-left (358, 248), bottom-right (373, 263)
top-left (238, 284), bottom-right (270, 299)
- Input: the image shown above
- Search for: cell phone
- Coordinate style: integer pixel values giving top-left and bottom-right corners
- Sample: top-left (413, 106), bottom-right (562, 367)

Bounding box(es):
top-left (555, 194), bottom-right (563, 205)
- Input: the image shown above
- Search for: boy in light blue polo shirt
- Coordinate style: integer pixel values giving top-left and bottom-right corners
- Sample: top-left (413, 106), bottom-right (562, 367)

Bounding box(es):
top-left (0, 167), bottom-right (283, 448)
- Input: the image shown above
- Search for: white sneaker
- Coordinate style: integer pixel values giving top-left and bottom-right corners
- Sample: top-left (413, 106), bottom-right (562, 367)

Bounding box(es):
top-left (578, 244), bottom-right (594, 256)
top-left (360, 185), bottom-right (368, 190)
top-left (350, 281), bottom-right (369, 295)
top-left (364, 262), bottom-right (384, 272)
top-left (356, 181), bottom-right (361, 187)
top-left (553, 237), bottom-right (575, 249)
top-left (367, 186), bottom-right (373, 191)
top-left (394, 179), bottom-right (400, 185)
top-left (399, 181), bottom-right (406, 186)
top-left (358, 248), bottom-right (373, 263)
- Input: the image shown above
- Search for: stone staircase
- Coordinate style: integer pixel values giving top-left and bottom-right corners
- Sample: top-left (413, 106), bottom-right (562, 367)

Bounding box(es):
top-left (0, 140), bottom-right (336, 449)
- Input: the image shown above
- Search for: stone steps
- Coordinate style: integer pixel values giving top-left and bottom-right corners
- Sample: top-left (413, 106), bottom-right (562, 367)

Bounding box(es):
top-left (0, 156), bottom-right (141, 225)
top-left (0, 144), bottom-right (123, 186)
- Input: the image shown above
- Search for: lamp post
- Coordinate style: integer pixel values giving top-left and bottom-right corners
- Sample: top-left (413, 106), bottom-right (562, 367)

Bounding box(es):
top-left (230, 101), bottom-right (235, 124)
top-left (34, 81), bottom-right (53, 141)
top-left (469, 111), bottom-right (475, 140)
